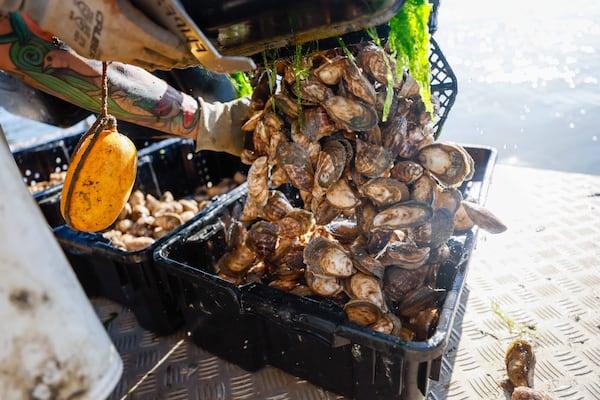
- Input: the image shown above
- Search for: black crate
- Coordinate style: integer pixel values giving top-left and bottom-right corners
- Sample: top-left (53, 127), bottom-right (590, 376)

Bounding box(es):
top-left (11, 127), bottom-right (170, 227)
top-left (11, 129), bottom-right (84, 227)
top-left (54, 138), bottom-right (248, 335)
top-left (155, 145), bottom-right (497, 399)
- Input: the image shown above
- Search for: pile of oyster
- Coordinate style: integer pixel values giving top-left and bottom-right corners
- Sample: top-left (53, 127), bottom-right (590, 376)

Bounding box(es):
top-left (27, 171), bottom-right (67, 194)
top-left (217, 42), bottom-right (506, 340)
top-left (102, 173), bottom-right (245, 251)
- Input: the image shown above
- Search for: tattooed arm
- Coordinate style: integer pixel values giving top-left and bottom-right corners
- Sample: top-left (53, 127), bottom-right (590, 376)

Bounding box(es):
top-left (0, 12), bottom-right (200, 139)
top-left (0, 12), bottom-right (250, 154)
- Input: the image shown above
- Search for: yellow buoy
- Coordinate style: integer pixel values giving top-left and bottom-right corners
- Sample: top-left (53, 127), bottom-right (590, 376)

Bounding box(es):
top-left (61, 117), bottom-right (137, 232)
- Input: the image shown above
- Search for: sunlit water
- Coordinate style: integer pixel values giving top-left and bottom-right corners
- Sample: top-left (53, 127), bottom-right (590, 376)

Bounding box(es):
top-left (434, 0), bottom-right (600, 174)
top-left (2, 0), bottom-right (600, 174)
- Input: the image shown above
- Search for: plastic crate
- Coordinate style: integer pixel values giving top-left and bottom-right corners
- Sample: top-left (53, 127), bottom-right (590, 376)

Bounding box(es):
top-left (10, 127), bottom-right (170, 227)
top-left (155, 145), bottom-right (497, 399)
top-left (430, 37), bottom-right (458, 138)
top-left (11, 129), bottom-right (84, 227)
top-left (54, 138), bottom-right (248, 335)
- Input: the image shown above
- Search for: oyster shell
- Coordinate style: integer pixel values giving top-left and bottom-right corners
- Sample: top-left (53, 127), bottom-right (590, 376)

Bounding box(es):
top-left (357, 44), bottom-right (396, 86)
top-left (314, 56), bottom-right (346, 85)
top-left (372, 201), bottom-right (434, 230)
top-left (306, 266), bottom-right (343, 297)
top-left (379, 241), bottom-right (430, 269)
top-left (261, 190), bottom-right (294, 222)
top-left (344, 299), bottom-right (383, 327)
top-left (322, 96), bottom-right (378, 132)
top-left (461, 200), bottom-right (508, 234)
top-left (301, 106), bottom-right (337, 141)
top-left (349, 245), bottom-right (385, 280)
top-left (417, 143), bottom-right (472, 188)
top-left (354, 139), bottom-right (393, 178)
top-left (370, 313), bottom-right (403, 336)
top-left (276, 142), bottom-right (314, 192)
top-left (383, 265), bottom-right (428, 302)
top-left (315, 138), bottom-right (347, 188)
top-left (410, 174), bottom-right (438, 206)
top-left (361, 177), bottom-right (410, 207)
top-left (390, 160), bottom-right (424, 185)
top-left (342, 57), bottom-right (377, 105)
top-left (247, 156), bottom-right (270, 208)
top-left (345, 272), bottom-right (385, 308)
top-left (326, 177), bottom-right (360, 209)
top-left (396, 286), bottom-right (445, 318)
top-left (245, 221), bottom-right (279, 260)
top-left (506, 338), bottom-right (536, 388)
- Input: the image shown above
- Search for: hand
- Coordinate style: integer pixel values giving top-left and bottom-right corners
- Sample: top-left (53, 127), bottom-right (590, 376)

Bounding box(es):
top-left (195, 97), bottom-right (251, 156)
top-left (18, 0), bottom-right (198, 70)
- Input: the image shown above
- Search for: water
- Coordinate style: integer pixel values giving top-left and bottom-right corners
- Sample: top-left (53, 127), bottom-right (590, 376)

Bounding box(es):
top-left (434, 0), bottom-right (600, 175)
top-left (2, 0), bottom-right (600, 175)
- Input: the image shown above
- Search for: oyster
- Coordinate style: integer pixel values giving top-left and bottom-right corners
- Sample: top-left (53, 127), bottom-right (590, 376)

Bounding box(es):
top-left (314, 56), bottom-right (346, 85)
top-left (344, 299), bottom-right (383, 327)
top-left (326, 177), bottom-right (360, 209)
top-left (361, 177), bottom-right (410, 207)
top-left (345, 272), bottom-right (385, 308)
top-left (261, 190), bottom-right (294, 222)
top-left (412, 208), bottom-right (455, 248)
top-left (511, 387), bottom-right (552, 400)
top-left (370, 313), bottom-right (403, 336)
top-left (247, 156), bottom-right (270, 208)
top-left (461, 200), bottom-right (508, 234)
top-left (342, 57), bottom-right (377, 105)
top-left (506, 338), bottom-right (536, 388)
top-left (417, 143), bottom-right (472, 188)
top-left (291, 73), bottom-right (334, 104)
top-left (322, 96), bottom-right (378, 132)
top-left (306, 266), bottom-right (343, 297)
top-left (383, 265), bottom-right (428, 302)
top-left (315, 138), bottom-right (348, 188)
top-left (396, 286), bottom-right (445, 318)
top-left (349, 245), bottom-right (386, 280)
top-left (325, 219), bottom-right (360, 245)
top-left (245, 221), bottom-right (279, 260)
top-left (273, 92), bottom-right (300, 119)
top-left (390, 160), bottom-right (423, 185)
top-left (276, 142), bottom-right (314, 192)
top-left (357, 44), bottom-right (396, 86)
top-left (301, 106), bottom-right (337, 141)
top-left (379, 241), bottom-right (430, 269)
top-left (410, 174), bottom-right (438, 206)
top-left (354, 139), bottom-right (393, 178)
top-left (372, 201), bottom-right (434, 230)
top-left (275, 208), bottom-right (315, 238)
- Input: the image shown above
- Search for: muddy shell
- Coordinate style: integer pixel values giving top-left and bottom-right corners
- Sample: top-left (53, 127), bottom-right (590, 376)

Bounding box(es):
top-left (506, 338), bottom-right (536, 388)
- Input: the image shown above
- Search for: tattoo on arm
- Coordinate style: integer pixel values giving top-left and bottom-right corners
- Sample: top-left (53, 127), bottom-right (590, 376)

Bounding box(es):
top-left (0, 12), bottom-right (199, 138)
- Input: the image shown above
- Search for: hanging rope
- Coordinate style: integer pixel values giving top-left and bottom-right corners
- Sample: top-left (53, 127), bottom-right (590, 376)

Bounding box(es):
top-left (63, 61), bottom-right (113, 226)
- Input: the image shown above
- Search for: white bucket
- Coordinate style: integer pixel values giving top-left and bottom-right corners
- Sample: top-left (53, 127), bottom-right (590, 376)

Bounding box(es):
top-left (0, 132), bottom-right (122, 399)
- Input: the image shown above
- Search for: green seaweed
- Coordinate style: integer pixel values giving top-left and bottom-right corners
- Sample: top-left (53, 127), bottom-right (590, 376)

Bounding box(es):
top-left (388, 0), bottom-right (433, 114)
top-left (228, 72), bottom-right (253, 98)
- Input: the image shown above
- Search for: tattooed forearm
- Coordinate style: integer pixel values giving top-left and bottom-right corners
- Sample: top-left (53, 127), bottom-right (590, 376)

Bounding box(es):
top-left (0, 12), bottom-right (199, 139)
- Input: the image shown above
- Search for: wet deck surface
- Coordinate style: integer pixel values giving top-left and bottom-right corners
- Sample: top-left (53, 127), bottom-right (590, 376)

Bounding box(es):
top-left (94, 164), bottom-right (600, 400)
